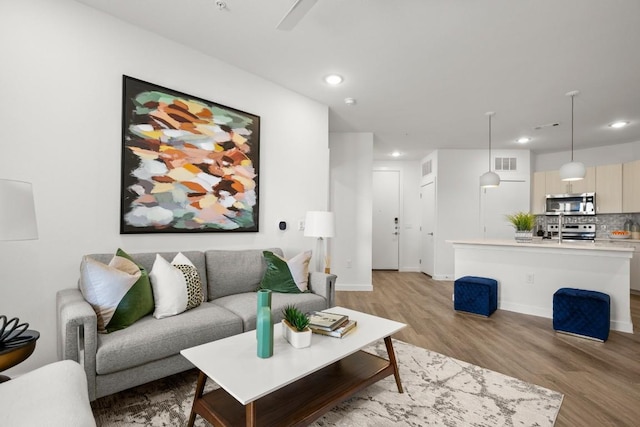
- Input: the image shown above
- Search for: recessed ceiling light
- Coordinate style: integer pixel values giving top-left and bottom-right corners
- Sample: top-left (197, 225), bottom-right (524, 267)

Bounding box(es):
top-left (609, 121), bottom-right (629, 128)
top-left (324, 74), bottom-right (343, 85)
top-left (391, 151), bottom-right (401, 157)
top-left (344, 97), bottom-right (356, 105)
top-left (516, 137), bottom-right (531, 144)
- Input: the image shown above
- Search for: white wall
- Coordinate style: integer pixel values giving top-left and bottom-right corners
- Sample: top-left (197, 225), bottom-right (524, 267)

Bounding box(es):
top-left (534, 140), bottom-right (640, 171)
top-left (423, 149), bottom-right (531, 279)
top-left (329, 133), bottom-right (373, 290)
top-left (0, 0), bottom-right (329, 374)
top-left (373, 161), bottom-right (421, 272)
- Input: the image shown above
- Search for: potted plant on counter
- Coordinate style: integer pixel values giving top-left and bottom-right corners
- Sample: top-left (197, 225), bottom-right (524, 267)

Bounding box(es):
top-left (281, 305), bottom-right (311, 349)
top-left (506, 211), bottom-right (535, 243)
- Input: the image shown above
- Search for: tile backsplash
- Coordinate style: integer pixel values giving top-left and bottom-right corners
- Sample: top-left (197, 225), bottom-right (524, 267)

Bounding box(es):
top-left (535, 213), bottom-right (640, 238)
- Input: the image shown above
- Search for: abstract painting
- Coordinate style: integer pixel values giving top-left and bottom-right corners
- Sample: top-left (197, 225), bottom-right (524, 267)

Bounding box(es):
top-left (120, 76), bottom-right (260, 233)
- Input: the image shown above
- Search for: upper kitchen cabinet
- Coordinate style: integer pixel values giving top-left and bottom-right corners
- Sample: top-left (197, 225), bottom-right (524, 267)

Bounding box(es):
top-left (531, 171), bottom-right (546, 214)
top-left (623, 159), bottom-right (640, 213)
top-left (595, 163), bottom-right (622, 214)
top-left (545, 167), bottom-right (595, 195)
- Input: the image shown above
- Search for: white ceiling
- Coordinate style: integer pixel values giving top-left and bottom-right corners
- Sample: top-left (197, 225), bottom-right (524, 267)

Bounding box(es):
top-left (74, 0), bottom-right (640, 160)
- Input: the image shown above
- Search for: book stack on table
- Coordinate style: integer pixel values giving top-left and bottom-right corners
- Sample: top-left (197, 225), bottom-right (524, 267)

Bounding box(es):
top-left (307, 311), bottom-right (357, 338)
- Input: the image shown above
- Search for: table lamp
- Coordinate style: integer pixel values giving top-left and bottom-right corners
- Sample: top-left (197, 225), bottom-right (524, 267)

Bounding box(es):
top-left (304, 211), bottom-right (335, 273)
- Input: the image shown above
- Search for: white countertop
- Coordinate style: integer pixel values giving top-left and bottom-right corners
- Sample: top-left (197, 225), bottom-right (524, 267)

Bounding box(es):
top-left (449, 238), bottom-right (635, 253)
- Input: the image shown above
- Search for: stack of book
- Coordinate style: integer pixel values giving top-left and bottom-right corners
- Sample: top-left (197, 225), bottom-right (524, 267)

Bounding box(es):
top-left (307, 311), bottom-right (357, 338)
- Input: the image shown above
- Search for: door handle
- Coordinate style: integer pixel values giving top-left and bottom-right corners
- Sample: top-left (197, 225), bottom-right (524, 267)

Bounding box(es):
top-left (393, 232), bottom-right (398, 235)
top-left (427, 232), bottom-right (433, 236)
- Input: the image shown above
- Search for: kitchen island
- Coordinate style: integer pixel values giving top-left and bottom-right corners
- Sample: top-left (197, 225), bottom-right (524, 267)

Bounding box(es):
top-left (450, 239), bottom-right (635, 333)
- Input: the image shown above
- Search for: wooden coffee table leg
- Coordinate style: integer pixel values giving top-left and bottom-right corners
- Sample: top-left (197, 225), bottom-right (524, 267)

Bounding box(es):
top-left (187, 370), bottom-right (208, 427)
top-left (384, 336), bottom-right (404, 393)
top-left (246, 401), bottom-right (256, 427)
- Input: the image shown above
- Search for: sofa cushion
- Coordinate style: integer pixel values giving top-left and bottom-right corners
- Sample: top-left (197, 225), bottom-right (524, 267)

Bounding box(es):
top-left (79, 249), bottom-right (154, 333)
top-left (95, 302), bottom-right (242, 375)
top-left (88, 251), bottom-right (208, 301)
top-left (213, 291), bottom-right (328, 331)
top-left (205, 248), bottom-right (283, 300)
top-left (259, 250), bottom-right (311, 293)
top-left (149, 253), bottom-right (204, 319)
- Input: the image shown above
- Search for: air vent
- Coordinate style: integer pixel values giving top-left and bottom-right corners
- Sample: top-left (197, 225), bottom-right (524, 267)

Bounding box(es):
top-left (422, 159), bottom-right (432, 176)
top-left (495, 157), bottom-right (517, 171)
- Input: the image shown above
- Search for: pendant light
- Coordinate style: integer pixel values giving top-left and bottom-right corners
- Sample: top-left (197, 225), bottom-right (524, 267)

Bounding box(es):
top-left (559, 90), bottom-right (585, 181)
top-left (480, 111), bottom-right (500, 188)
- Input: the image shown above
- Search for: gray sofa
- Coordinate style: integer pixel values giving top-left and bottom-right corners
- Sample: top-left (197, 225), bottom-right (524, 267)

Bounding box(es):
top-left (56, 248), bottom-right (336, 401)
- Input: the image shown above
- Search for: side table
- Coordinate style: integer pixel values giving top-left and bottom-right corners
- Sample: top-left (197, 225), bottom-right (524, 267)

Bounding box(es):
top-left (0, 330), bottom-right (40, 383)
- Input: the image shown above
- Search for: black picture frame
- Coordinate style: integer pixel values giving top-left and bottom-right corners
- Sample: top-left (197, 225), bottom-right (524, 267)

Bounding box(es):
top-left (121, 76), bottom-right (260, 233)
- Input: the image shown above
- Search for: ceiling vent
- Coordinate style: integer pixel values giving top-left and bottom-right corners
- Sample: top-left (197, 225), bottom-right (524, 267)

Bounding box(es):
top-left (495, 157), bottom-right (517, 171)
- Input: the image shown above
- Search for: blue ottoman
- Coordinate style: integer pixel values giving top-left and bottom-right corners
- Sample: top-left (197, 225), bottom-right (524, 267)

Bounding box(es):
top-left (553, 288), bottom-right (610, 341)
top-left (454, 276), bottom-right (498, 317)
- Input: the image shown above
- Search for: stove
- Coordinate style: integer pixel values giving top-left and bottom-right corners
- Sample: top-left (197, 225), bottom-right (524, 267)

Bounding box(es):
top-left (546, 223), bottom-right (596, 241)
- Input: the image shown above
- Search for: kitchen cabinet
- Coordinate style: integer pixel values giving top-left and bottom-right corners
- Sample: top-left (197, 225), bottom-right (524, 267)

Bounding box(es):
top-left (630, 243), bottom-right (640, 292)
top-left (545, 167), bottom-right (595, 195)
top-left (595, 163), bottom-right (622, 213)
top-left (531, 171), bottom-right (546, 214)
top-left (622, 159), bottom-right (640, 213)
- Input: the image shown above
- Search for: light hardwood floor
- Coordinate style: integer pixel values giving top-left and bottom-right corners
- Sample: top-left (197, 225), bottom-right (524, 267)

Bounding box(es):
top-left (335, 271), bottom-right (640, 426)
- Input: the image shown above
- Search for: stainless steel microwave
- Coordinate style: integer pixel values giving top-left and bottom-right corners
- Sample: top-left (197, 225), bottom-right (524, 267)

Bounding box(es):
top-left (545, 193), bottom-right (595, 215)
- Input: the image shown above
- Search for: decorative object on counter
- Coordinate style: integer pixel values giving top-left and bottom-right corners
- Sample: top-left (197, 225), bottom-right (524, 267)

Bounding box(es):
top-left (559, 91), bottom-right (586, 182)
top-left (281, 305), bottom-right (311, 348)
top-left (609, 230), bottom-right (630, 239)
top-left (506, 211), bottom-right (535, 242)
top-left (256, 289), bottom-right (273, 358)
top-left (631, 222), bottom-right (640, 240)
top-left (479, 111), bottom-right (500, 188)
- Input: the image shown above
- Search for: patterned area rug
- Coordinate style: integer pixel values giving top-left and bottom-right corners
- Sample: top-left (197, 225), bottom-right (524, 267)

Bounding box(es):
top-left (92, 340), bottom-right (563, 426)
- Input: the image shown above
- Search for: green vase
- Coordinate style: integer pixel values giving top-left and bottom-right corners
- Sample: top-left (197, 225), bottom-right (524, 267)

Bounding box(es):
top-left (256, 289), bottom-right (273, 358)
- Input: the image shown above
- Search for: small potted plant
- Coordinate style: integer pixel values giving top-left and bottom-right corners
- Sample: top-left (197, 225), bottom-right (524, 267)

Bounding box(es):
top-left (281, 305), bottom-right (311, 349)
top-left (506, 211), bottom-right (536, 242)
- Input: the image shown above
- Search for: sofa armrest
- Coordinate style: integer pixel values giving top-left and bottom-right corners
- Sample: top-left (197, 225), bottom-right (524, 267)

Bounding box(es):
top-left (56, 288), bottom-right (98, 400)
top-left (308, 272), bottom-right (337, 308)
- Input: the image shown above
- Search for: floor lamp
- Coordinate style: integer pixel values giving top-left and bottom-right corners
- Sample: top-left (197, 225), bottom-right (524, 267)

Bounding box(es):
top-left (304, 211), bottom-right (335, 273)
top-left (0, 179), bottom-right (39, 365)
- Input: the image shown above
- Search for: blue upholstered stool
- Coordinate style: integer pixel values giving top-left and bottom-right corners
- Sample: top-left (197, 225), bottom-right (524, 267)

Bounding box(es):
top-left (553, 288), bottom-right (610, 341)
top-left (454, 276), bottom-right (498, 317)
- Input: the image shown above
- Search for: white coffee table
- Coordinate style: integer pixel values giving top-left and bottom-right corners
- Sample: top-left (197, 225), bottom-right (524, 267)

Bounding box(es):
top-left (181, 306), bottom-right (406, 427)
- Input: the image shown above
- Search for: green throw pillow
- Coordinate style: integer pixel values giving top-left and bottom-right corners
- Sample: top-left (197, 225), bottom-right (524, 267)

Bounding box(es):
top-left (79, 248), bottom-right (154, 333)
top-left (259, 250), bottom-right (312, 293)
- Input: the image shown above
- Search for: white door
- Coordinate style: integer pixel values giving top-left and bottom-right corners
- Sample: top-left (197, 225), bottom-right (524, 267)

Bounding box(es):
top-left (372, 170), bottom-right (400, 270)
top-left (421, 181), bottom-right (435, 276)
top-left (480, 180), bottom-right (529, 239)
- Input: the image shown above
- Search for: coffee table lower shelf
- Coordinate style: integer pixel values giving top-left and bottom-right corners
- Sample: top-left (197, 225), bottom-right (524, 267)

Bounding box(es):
top-left (189, 343), bottom-right (403, 427)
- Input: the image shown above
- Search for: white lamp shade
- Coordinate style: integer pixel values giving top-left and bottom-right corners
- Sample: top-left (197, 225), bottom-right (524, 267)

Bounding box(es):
top-left (559, 161), bottom-right (586, 181)
top-left (304, 211), bottom-right (335, 238)
top-left (479, 171), bottom-right (501, 188)
top-left (0, 179), bottom-right (38, 241)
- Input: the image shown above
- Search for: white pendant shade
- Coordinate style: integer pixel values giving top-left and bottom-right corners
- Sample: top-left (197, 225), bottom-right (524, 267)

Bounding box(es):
top-left (559, 161), bottom-right (586, 181)
top-left (480, 171), bottom-right (501, 188)
top-left (479, 111), bottom-right (500, 188)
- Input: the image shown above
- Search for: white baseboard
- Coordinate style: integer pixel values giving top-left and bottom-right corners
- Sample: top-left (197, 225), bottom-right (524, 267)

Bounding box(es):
top-left (336, 283), bottom-right (373, 291)
top-left (399, 267), bottom-right (421, 272)
top-left (432, 274), bottom-right (454, 281)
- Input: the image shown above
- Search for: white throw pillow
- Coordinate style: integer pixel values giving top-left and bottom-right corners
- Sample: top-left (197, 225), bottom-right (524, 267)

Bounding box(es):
top-left (149, 253), bottom-right (204, 319)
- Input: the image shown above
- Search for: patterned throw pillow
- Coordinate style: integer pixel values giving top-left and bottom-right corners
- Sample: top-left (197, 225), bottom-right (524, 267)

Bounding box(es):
top-left (79, 248), bottom-right (154, 333)
top-left (149, 253), bottom-right (204, 319)
top-left (259, 250), bottom-right (312, 293)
